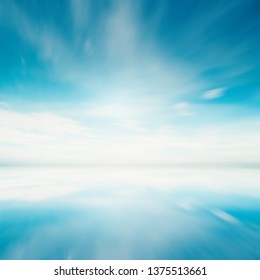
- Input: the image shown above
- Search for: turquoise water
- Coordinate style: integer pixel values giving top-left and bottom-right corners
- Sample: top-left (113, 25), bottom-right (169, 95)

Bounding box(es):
top-left (0, 167), bottom-right (259, 259)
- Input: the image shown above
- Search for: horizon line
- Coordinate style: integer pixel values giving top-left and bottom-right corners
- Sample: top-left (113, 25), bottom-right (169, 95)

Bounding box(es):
top-left (1, 162), bottom-right (259, 169)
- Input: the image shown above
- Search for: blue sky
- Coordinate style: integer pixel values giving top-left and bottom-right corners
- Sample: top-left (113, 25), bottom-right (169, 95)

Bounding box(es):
top-left (0, 0), bottom-right (259, 165)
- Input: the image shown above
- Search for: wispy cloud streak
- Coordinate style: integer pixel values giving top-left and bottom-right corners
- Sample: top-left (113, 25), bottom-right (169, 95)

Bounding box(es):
top-left (0, 0), bottom-right (259, 165)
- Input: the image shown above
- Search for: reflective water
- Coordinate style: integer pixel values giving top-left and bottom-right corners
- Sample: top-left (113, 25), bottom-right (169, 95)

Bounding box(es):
top-left (0, 167), bottom-right (259, 259)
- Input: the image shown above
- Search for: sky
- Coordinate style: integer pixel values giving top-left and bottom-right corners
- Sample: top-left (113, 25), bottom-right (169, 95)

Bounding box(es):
top-left (0, 0), bottom-right (259, 165)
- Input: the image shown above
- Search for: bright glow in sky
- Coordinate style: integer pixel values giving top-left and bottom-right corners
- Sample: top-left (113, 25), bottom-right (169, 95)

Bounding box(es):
top-left (0, 0), bottom-right (259, 165)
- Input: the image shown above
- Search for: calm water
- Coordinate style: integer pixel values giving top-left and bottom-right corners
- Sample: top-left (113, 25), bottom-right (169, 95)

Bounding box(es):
top-left (0, 167), bottom-right (259, 259)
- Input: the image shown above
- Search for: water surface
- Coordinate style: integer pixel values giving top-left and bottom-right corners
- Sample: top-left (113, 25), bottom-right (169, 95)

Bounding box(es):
top-left (0, 167), bottom-right (259, 259)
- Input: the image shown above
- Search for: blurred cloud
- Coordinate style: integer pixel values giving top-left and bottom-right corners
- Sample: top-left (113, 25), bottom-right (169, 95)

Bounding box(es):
top-left (0, 107), bottom-right (259, 165)
top-left (202, 88), bottom-right (226, 100)
top-left (211, 209), bottom-right (240, 225)
top-left (173, 102), bottom-right (194, 116)
top-left (1, 166), bottom-right (260, 202)
top-left (0, 0), bottom-right (259, 165)
top-left (70, 0), bottom-right (90, 29)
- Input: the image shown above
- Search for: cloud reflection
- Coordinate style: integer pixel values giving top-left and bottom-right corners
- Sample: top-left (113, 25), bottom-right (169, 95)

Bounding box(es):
top-left (0, 167), bottom-right (259, 259)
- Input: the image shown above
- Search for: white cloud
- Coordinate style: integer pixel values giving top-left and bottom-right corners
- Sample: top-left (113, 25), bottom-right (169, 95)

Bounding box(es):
top-left (174, 102), bottom-right (189, 109)
top-left (116, 119), bottom-right (145, 132)
top-left (202, 88), bottom-right (226, 100)
top-left (211, 209), bottom-right (240, 225)
top-left (0, 107), bottom-right (259, 166)
top-left (173, 102), bottom-right (194, 116)
top-left (0, 0), bottom-right (205, 110)
top-left (0, 1), bottom-right (259, 167)
top-left (0, 109), bottom-right (88, 145)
